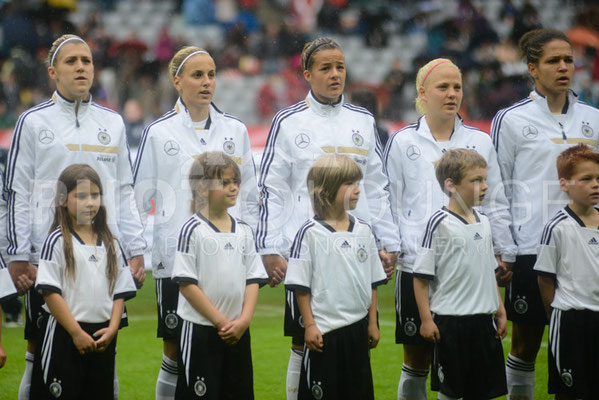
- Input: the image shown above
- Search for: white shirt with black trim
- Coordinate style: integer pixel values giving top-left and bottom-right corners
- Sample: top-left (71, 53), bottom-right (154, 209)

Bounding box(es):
top-left (4, 91), bottom-right (146, 263)
top-left (413, 208), bottom-right (500, 316)
top-left (257, 91), bottom-right (400, 256)
top-left (171, 214), bottom-right (268, 327)
top-left (491, 90), bottom-right (599, 255)
top-left (534, 206), bottom-right (599, 311)
top-left (384, 115), bottom-right (516, 271)
top-left (284, 216), bottom-right (387, 335)
top-left (35, 229), bottom-right (137, 323)
top-left (133, 99), bottom-right (260, 278)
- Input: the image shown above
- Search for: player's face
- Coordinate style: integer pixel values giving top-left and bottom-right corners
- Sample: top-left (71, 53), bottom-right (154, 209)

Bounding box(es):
top-left (450, 166), bottom-right (488, 208)
top-left (174, 54), bottom-right (216, 113)
top-left (48, 42), bottom-right (94, 101)
top-left (419, 64), bottom-right (462, 120)
top-left (334, 181), bottom-right (361, 211)
top-left (561, 160), bottom-right (599, 208)
top-left (529, 39), bottom-right (574, 98)
top-left (303, 49), bottom-right (346, 104)
top-left (207, 168), bottom-right (240, 211)
top-left (64, 180), bottom-right (101, 226)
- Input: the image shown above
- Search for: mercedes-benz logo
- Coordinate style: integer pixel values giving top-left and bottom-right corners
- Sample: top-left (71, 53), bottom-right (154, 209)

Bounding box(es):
top-left (522, 125), bottom-right (538, 139)
top-left (38, 130), bottom-right (54, 144)
top-left (164, 140), bottom-right (180, 156)
top-left (295, 133), bottom-right (310, 149)
top-left (406, 145), bottom-right (421, 161)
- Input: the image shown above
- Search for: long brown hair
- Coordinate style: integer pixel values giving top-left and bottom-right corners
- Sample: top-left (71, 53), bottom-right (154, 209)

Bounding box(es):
top-left (51, 164), bottom-right (118, 294)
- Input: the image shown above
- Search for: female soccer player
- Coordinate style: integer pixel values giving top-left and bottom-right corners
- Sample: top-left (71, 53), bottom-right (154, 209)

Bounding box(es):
top-left (5, 34), bottom-right (146, 400)
top-left (257, 37), bottom-right (399, 399)
top-left (491, 28), bottom-right (599, 400)
top-left (384, 58), bottom-right (515, 400)
top-left (132, 46), bottom-right (259, 399)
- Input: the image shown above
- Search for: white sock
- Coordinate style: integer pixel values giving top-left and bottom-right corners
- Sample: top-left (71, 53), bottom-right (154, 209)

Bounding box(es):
top-left (156, 354), bottom-right (178, 400)
top-left (18, 352), bottom-right (34, 400)
top-left (398, 363), bottom-right (428, 400)
top-left (286, 348), bottom-right (303, 400)
top-left (438, 393), bottom-right (461, 400)
top-left (506, 354), bottom-right (535, 400)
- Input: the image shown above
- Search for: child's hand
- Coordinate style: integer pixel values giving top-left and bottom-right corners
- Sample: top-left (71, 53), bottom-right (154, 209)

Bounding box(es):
top-left (378, 250), bottom-right (397, 280)
top-left (304, 323), bottom-right (323, 352)
top-left (93, 327), bottom-right (118, 352)
top-left (218, 319), bottom-right (249, 345)
top-left (420, 319), bottom-right (440, 342)
top-left (72, 330), bottom-right (97, 355)
top-left (495, 257), bottom-right (513, 286)
top-left (495, 307), bottom-right (508, 339)
top-left (367, 323), bottom-right (380, 349)
top-left (0, 344), bottom-right (6, 368)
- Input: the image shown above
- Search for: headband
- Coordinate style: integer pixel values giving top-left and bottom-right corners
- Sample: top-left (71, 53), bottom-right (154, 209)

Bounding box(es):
top-left (421, 60), bottom-right (451, 87)
top-left (175, 50), bottom-right (209, 76)
top-left (303, 42), bottom-right (333, 71)
top-left (50, 36), bottom-right (87, 67)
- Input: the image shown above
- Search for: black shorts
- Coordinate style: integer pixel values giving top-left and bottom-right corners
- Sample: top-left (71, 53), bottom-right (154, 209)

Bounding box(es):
top-left (24, 287), bottom-right (45, 341)
top-left (30, 313), bottom-right (117, 400)
top-left (284, 288), bottom-right (305, 346)
top-left (299, 317), bottom-right (374, 400)
top-left (505, 255), bottom-right (548, 324)
top-left (156, 278), bottom-right (182, 340)
top-left (431, 314), bottom-right (507, 400)
top-left (548, 308), bottom-right (599, 399)
top-left (176, 320), bottom-right (254, 400)
top-left (395, 271), bottom-right (429, 346)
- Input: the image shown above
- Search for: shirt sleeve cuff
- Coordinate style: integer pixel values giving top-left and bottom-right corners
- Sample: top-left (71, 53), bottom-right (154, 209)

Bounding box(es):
top-left (285, 284), bottom-right (311, 294)
top-left (172, 276), bottom-right (198, 285)
top-left (413, 272), bottom-right (434, 281)
top-left (500, 254), bottom-right (516, 263)
top-left (36, 284), bottom-right (61, 295)
top-left (114, 291), bottom-right (137, 301)
top-left (372, 279), bottom-right (387, 288)
top-left (535, 270), bottom-right (556, 278)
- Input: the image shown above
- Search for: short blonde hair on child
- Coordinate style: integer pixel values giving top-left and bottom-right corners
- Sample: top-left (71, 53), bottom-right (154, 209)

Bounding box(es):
top-left (189, 152), bottom-right (241, 213)
top-left (556, 144), bottom-right (599, 180)
top-left (435, 149), bottom-right (487, 194)
top-left (307, 154), bottom-right (363, 219)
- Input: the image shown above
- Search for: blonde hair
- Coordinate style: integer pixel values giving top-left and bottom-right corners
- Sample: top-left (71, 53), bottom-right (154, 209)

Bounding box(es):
top-left (414, 58), bottom-right (461, 115)
top-left (46, 34), bottom-right (90, 67)
top-left (168, 46), bottom-right (210, 80)
top-left (307, 154), bottom-right (363, 219)
top-left (301, 37), bottom-right (342, 71)
top-left (435, 149), bottom-right (487, 195)
top-left (189, 152), bottom-right (241, 213)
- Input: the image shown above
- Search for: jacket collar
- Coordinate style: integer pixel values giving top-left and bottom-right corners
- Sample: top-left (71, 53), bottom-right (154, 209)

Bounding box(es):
top-left (529, 89), bottom-right (578, 115)
top-left (306, 90), bottom-right (344, 117)
top-left (174, 97), bottom-right (223, 130)
top-left (53, 90), bottom-right (91, 118)
top-left (416, 114), bottom-right (462, 143)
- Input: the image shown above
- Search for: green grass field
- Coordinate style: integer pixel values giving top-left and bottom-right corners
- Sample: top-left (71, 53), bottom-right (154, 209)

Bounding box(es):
top-left (0, 273), bottom-right (549, 399)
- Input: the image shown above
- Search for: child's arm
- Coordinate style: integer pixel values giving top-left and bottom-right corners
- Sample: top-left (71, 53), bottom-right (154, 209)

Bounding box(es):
top-left (44, 291), bottom-right (96, 354)
top-left (179, 282), bottom-right (230, 330)
top-left (368, 289), bottom-right (380, 349)
top-left (494, 285), bottom-right (508, 339)
top-left (219, 283), bottom-right (259, 345)
top-left (413, 277), bottom-right (440, 342)
top-left (296, 289), bottom-right (323, 352)
top-left (537, 275), bottom-right (556, 320)
top-left (93, 298), bottom-right (125, 352)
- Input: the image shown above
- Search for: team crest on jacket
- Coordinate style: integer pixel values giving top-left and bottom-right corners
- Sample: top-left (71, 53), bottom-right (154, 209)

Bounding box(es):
top-left (164, 140), bottom-right (180, 156)
top-left (581, 122), bottom-right (594, 138)
top-left (38, 129), bottom-right (55, 144)
top-left (295, 133), bottom-right (310, 149)
top-left (352, 130), bottom-right (364, 146)
top-left (522, 125), bottom-right (538, 139)
top-left (97, 128), bottom-right (111, 145)
top-left (50, 379), bottom-right (62, 398)
top-left (194, 377), bottom-right (207, 396)
top-left (223, 138), bottom-right (235, 154)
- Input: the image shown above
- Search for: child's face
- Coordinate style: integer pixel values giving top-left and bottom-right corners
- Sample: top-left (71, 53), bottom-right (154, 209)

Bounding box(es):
top-left (448, 166), bottom-right (487, 208)
top-left (63, 179), bottom-right (101, 226)
top-left (560, 160), bottom-right (599, 208)
top-left (206, 168), bottom-right (240, 211)
top-left (334, 181), bottom-right (360, 212)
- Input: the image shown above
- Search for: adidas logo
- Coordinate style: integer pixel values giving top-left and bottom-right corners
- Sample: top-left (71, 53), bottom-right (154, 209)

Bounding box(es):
top-left (589, 237), bottom-right (598, 245)
top-left (157, 262), bottom-right (165, 270)
top-left (473, 232), bottom-right (482, 240)
top-left (224, 242), bottom-right (234, 250)
top-left (341, 240), bottom-right (351, 249)
top-left (200, 138), bottom-right (207, 145)
top-left (88, 255), bottom-right (98, 262)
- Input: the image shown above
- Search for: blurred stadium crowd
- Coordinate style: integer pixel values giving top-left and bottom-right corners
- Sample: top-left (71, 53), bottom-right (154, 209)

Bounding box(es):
top-left (0, 0), bottom-right (598, 144)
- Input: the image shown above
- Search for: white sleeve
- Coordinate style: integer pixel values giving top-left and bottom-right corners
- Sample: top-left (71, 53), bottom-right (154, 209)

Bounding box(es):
top-left (171, 220), bottom-right (200, 284)
top-left (383, 133), bottom-right (403, 244)
top-left (284, 226), bottom-right (313, 293)
top-left (412, 215), bottom-right (441, 280)
top-left (490, 110), bottom-right (517, 204)
top-left (238, 129), bottom-right (260, 231)
top-left (132, 126), bottom-right (156, 231)
top-left (242, 225), bottom-right (269, 285)
top-left (4, 114), bottom-right (36, 262)
top-left (0, 263), bottom-right (16, 302)
top-left (533, 222), bottom-right (559, 277)
top-left (35, 233), bottom-right (65, 295)
top-left (368, 231), bottom-right (387, 287)
top-left (365, 121), bottom-right (400, 252)
top-left (113, 242), bottom-right (137, 300)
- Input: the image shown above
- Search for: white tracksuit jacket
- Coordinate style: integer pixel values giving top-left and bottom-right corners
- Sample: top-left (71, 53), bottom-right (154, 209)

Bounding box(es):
top-left (491, 90), bottom-right (599, 255)
top-left (133, 99), bottom-right (260, 278)
top-left (257, 91), bottom-right (400, 255)
top-left (384, 115), bottom-right (516, 271)
top-left (4, 91), bottom-right (146, 263)
top-left (0, 172), bottom-right (16, 301)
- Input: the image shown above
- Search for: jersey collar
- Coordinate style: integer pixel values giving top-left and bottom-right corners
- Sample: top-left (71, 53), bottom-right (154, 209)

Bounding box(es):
top-left (174, 97), bottom-right (223, 130)
top-left (306, 90), bottom-right (344, 117)
top-left (416, 115), bottom-right (461, 143)
top-left (564, 205), bottom-right (599, 228)
top-left (442, 206), bottom-right (480, 224)
top-left (313, 214), bottom-right (355, 232)
top-left (196, 212), bottom-right (236, 233)
top-left (53, 90), bottom-right (91, 121)
top-left (529, 89), bottom-right (578, 115)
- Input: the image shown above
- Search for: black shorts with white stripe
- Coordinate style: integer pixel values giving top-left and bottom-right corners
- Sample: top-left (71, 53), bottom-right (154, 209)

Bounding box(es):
top-left (298, 317), bottom-right (374, 400)
top-left (505, 255), bottom-right (548, 325)
top-left (284, 288), bottom-right (305, 346)
top-left (24, 287), bottom-right (45, 341)
top-left (155, 277), bottom-right (183, 340)
top-left (548, 308), bottom-right (599, 399)
top-left (395, 271), bottom-right (430, 346)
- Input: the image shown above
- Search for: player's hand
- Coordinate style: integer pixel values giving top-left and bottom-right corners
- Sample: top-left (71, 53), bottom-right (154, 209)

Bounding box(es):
top-left (218, 319), bottom-right (249, 345)
top-left (495, 256), bottom-right (513, 286)
top-left (72, 329), bottom-right (97, 355)
top-left (262, 254), bottom-right (287, 287)
top-left (420, 319), bottom-right (440, 342)
top-left (495, 306), bottom-right (508, 339)
top-left (93, 327), bottom-right (118, 352)
top-left (378, 250), bottom-right (397, 280)
top-left (367, 323), bottom-right (380, 349)
top-left (128, 255), bottom-right (146, 289)
top-left (304, 323), bottom-right (323, 352)
top-left (15, 274), bottom-right (35, 295)
top-left (0, 344), bottom-right (7, 368)
top-left (9, 261), bottom-right (36, 294)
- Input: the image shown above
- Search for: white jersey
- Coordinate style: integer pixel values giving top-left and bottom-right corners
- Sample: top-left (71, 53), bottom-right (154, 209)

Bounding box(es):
top-left (257, 91), bottom-right (400, 255)
top-left (534, 207), bottom-right (599, 311)
top-left (0, 172), bottom-right (15, 301)
top-left (4, 91), bottom-right (146, 263)
top-left (384, 115), bottom-right (516, 271)
top-left (36, 229), bottom-right (137, 323)
top-left (171, 214), bottom-right (268, 327)
top-left (413, 208), bottom-right (500, 316)
top-left (133, 99), bottom-right (260, 278)
top-left (491, 90), bottom-right (599, 255)
top-left (284, 216), bottom-right (387, 334)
